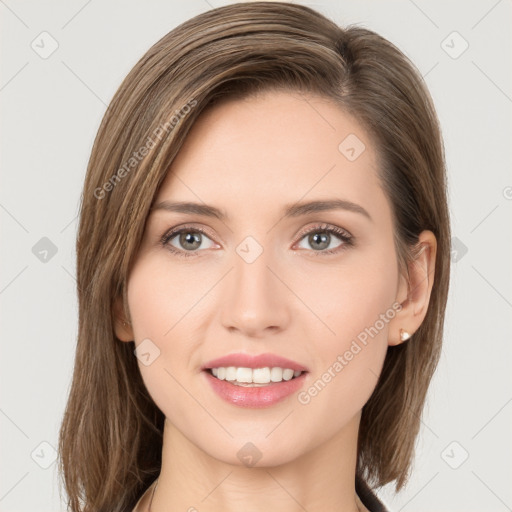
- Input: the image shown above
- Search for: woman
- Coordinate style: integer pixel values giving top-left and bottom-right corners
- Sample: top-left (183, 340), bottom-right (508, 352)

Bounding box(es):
top-left (58, 2), bottom-right (450, 511)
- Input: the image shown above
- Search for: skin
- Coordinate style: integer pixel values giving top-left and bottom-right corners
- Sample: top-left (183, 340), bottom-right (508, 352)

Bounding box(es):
top-left (114, 89), bottom-right (436, 512)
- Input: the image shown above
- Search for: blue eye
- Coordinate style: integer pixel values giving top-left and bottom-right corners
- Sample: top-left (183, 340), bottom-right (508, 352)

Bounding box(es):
top-left (161, 226), bottom-right (216, 257)
top-left (161, 223), bottom-right (353, 258)
top-left (295, 224), bottom-right (353, 255)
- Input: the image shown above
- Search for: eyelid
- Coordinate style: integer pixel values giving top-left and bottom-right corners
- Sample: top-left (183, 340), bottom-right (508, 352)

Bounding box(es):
top-left (161, 222), bottom-right (354, 257)
top-left (291, 223), bottom-right (354, 256)
top-left (293, 222), bottom-right (353, 243)
top-left (160, 223), bottom-right (219, 246)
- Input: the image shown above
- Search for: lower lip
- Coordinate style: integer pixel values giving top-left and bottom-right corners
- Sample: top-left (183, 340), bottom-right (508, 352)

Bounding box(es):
top-left (202, 370), bottom-right (307, 408)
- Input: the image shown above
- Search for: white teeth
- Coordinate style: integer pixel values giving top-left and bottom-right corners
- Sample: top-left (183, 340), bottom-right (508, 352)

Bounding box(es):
top-left (225, 366), bottom-right (237, 381)
top-left (253, 367), bottom-right (271, 383)
top-left (209, 366), bottom-right (303, 384)
top-left (270, 367), bottom-right (283, 382)
top-left (283, 369), bottom-right (294, 381)
top-left (236, 367), bottom-right (253, 383)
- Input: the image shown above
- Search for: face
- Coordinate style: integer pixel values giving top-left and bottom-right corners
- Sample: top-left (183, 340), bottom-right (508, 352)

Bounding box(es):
top-left (123, 89), bottom-right (406, 467)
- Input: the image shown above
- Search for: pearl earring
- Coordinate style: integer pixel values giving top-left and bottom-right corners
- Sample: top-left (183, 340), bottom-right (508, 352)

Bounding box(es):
top-left (400, 328), bottom-right (411, 341)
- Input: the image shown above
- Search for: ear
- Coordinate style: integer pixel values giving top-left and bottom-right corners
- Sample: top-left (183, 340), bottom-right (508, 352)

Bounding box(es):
top-left (388, 230), bottom-right (437, 346)
top-left (113, 295), bottom-right (135, 342)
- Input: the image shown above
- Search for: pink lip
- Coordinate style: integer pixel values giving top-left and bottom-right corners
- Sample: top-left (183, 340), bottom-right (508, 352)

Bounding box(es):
top-left (202, 370), bottom-right (308, 408)
top-left (201, 352), bottom-right (309, 408)
top-left (201, 352), bottom-right (308, 372)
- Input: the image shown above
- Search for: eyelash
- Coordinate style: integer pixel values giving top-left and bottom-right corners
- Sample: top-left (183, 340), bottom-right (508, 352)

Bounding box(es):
top-left (160, 223), bottom-right (354, 259)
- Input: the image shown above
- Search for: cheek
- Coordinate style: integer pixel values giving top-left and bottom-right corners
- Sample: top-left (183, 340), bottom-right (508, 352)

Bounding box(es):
top-left (127, 254), bottom-right (204, 341)
top-left (294, 240), bottom-right (398, 412)
top-left (125, 254), bottom-right (211, 411)
top-left (294, 283), bottom-right (395, 446)
top-left (297, 239), bottom-right (399, 347)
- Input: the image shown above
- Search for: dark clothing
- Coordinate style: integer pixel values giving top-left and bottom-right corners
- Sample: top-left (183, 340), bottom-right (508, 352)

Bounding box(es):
top-left (356, 475), bottom-right (390, 512)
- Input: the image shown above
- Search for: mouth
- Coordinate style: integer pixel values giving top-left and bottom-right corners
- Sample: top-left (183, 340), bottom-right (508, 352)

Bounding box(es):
top-left (202, 366), bottom-right (309, 408)
top-left (200, 353), bottom-right (309, 407)
top-left (204, 366), bottom-right (307, 387)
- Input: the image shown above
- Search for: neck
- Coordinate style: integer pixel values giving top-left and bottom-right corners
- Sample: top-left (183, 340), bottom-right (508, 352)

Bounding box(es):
top-left (150, 413), bottom-right (364, 512)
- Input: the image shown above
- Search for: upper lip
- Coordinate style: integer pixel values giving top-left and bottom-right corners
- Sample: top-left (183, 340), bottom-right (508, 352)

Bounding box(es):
top-left (202, 352), bottom-right (309, 372)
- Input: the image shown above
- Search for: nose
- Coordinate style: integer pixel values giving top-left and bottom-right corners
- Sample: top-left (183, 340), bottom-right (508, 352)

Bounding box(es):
top-left (220, 243), bottom-right (291, 338)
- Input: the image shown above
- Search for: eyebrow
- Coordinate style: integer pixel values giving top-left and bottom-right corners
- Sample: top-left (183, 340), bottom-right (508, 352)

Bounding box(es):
top-left (151, 198), bottom-right (372, 222)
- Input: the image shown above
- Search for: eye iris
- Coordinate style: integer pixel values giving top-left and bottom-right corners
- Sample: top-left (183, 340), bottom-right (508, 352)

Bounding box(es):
top-left (309, 232), bottom-right (329, 250)
top-left (180, 231), bottom-right (201, 250)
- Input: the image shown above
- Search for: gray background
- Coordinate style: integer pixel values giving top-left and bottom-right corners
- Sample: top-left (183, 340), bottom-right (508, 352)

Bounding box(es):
top-left (1, 0), bottom-right (511, 511)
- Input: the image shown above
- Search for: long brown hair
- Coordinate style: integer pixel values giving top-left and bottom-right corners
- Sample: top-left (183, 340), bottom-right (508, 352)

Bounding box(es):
top-left (58, 2), bottom-right (451, 511)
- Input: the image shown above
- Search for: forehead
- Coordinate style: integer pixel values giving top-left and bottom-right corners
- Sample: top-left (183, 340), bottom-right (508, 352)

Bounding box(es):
top-left (154, 90), bottom-right (385, 221)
